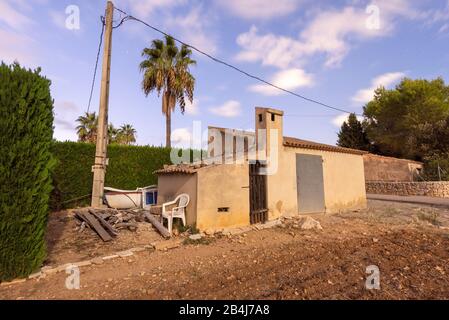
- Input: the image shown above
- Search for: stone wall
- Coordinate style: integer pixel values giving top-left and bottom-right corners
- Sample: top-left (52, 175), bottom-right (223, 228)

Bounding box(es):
top-left (363, 153), bottom-right (423, 182)
top-left (366, 181), bottom-right (449, 198)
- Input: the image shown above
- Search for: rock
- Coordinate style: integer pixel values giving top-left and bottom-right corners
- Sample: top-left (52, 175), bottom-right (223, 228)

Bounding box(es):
top-left (189, 234), bottom-right (202, 240)
top-left (28, 272), bottom-right (42, 279)
top-left (152, 239), bottom-right (182, 251)
top-left (41, 266), bottom-right (53, 273)
top-left (372, 238), bottom-right (379, 243)
top-left (1, 278), bottom-right (26, 286)
top-left (91, 257), bottom-right (104, 265)
top-left (204, 229), bottom-right (215, 236)
top-left (102, 254), bottom-right (119, 261)
top-left (130, 247), bottom-right (146, 253)
top-left (299, 216), bottom-right (323, 230)
top-left (117, 250), bottom-right (134, 258)
top-left (74, 260), bottom-right (92, 268)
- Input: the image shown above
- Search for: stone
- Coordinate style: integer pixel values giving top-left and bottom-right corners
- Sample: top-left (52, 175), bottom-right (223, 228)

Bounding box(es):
top-left (152, 239), bottom-right (182, 251)
top-left (254, 219), bottom-right (282, 230)
top-left (299, 216), bottom-right (323, 230)
top-left (130, 247), bottom-right (146, 253)
top-left (1, 278), bottom-right (26, 286)
top-left (41, 266), bottom-right (53, 273)
top-left (102, 254), bottom-right (119, 261)
top-left (54, 263), bottom-right (74, 273)
top-left (42, 266), bottom-right (58, 275)
top-left (117, 250), bottom-right (134, 258)
top-left (91, 257), bottom-right (104, 265)
top-left (189, 234), bottom-right (202, 240)
top-left (74, 260), bottom-right (92, 268)
top-left (204, 229), bottom-right (215, 236)
top-left (372, 238), bottom-right (379, 243)
top-left (28, 272), bottom-right (42, 279)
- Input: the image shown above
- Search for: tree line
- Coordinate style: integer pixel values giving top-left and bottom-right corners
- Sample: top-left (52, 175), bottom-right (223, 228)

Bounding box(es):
top-left (337, 78), bottom-right (449, 180)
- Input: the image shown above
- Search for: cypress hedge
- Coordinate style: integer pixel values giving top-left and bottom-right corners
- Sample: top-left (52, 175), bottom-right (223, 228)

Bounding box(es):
top-left (50, 142), bottom-right (173, 209)
top-left (0, 63), bottom-right (55, 281)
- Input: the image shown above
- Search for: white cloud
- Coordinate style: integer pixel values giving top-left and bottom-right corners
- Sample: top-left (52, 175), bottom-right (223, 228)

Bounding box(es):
top-left (171, 127), bottom-right (192, 148)
top-left (53, 100), bottom-right (81, 141)
top-left (0, 29), bottom-right (36, 66)
top-left (114, 0), bottom-right (186, 18)
top-left (0, 0), bottom-right (33, 30)
top-left (235, 1), bottom-right (427, 69)
top-left (209, 100), bottom-right (241, 117)
top-left (216, 0), bottom-right (301, 20)
top-left (185, 98), bottom-right (199, 115)
top-left (249, 68), bottom-right (314, 96)
top-left (352, 72), bottom-right (405, 104)
top-left (49, 10), bottom-right (74, 31)
top-left (332, 113), bottom-right (363, 127)
top-left (165, 6), bottom-right (217, 54)
top-left (235, 26), bottom-right (304, 69)
top-left (424, 0), bottom-right (449, 33)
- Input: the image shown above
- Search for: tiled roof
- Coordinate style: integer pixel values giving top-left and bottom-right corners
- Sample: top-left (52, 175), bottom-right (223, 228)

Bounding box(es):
top-left (154, 163), bottom-right (209, 175)
top-left (363, 153), bottom-right (423, 165)
top-left (283, 137), bottom-right (368, 155)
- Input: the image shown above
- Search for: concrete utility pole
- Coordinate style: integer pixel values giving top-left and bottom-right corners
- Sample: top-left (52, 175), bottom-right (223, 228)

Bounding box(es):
top-left (91, 1), bottom-right (114, 208)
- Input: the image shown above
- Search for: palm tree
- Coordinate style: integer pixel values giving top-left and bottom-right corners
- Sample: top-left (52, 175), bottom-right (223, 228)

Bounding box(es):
top-left (140, 35), bottom-right (196, 148)
top-left (108, 123), bottom-right (119, 144)
top-left (119, 124), bottom-right (137, 145)
top-left (76, 112), bottom-right (97, 143)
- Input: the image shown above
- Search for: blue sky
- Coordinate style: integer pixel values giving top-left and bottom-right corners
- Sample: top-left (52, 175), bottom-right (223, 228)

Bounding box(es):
top-left (1, 0), bottom-right (449, 147)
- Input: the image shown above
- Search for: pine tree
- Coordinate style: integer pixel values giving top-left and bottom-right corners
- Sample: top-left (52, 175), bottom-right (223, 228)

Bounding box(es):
top-left (337, 113), bottom-right (371, 151)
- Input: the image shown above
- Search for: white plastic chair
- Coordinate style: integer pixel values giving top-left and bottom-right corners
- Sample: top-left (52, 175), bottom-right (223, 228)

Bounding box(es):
top-left (161, 193), bottom-right (190, 234)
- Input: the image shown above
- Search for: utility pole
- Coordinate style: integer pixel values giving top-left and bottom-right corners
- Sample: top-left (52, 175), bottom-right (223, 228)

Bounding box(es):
top-left (91, 1), bottom-right (114, 208)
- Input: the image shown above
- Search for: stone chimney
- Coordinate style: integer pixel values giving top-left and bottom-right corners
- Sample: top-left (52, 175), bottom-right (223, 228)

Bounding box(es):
top-left (254, 107), bottom-right (284, 162)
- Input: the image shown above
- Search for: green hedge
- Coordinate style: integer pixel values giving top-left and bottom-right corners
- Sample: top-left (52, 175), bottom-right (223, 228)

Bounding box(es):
top-left (0, 63), bottom-right (55, 281)
top-left (51, 141), bottom-right (173, 209)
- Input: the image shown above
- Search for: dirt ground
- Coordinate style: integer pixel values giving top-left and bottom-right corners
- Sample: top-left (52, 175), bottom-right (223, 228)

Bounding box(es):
top-left (1, 200), bottom-right (449, 300)
top-left (44, 209), bottom-right (164, 266)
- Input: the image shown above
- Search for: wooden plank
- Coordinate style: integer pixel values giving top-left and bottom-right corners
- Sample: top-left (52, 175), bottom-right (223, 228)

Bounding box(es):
top-left (143, 212), bottom-right (171, 239)
top-left (89, 209), bottom-right (118, 237)
top-left (82, 211), bottom-right (113, 242)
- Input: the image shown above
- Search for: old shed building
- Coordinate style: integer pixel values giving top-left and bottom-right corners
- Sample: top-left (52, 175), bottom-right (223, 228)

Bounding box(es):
top-left (155, 107), bottom-right (367, 231)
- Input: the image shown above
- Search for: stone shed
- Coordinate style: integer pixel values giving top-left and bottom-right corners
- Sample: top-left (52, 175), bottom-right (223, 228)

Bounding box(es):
top-left (155, 107), bottom-right (368, 232)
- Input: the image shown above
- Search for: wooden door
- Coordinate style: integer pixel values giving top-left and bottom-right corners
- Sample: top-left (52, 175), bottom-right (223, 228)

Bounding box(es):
top-left (249, 162), bottom-right (268, 224)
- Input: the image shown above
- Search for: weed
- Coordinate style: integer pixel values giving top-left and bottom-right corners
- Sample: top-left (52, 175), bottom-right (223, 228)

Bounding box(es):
top-left (417, 210), bottom-right (442, 226)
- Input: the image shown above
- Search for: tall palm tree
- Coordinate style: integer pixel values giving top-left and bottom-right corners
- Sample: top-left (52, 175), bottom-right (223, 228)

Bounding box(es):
top-left (119, 124), bottom-right (137, 145)
top-left (76, 112), bottom-right (97, 143)
top-left (140, 35), bottom-right (196, 148)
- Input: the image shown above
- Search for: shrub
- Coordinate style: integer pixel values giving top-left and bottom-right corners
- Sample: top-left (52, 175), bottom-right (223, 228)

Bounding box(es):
top-left (50, 142), bottom-right (173, 209)
top-left (421, 153), bottom-right (449, 181)
top-left (0, 63), bottom-right (55, 281)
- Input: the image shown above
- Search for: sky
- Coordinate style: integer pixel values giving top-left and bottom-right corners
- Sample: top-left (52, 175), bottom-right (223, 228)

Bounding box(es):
top-left (1, 0), bottom-right (449, 148)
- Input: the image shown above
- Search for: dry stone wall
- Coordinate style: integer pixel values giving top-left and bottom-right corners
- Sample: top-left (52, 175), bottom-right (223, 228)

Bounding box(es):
top-left (366, 181), bottom-right (449, 198)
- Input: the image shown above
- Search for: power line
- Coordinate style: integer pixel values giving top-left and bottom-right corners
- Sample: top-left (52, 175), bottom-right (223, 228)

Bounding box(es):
top-left (113, 6), bottom-right (361, 116)
top-left (285, 114), bottom-right (342, 118)
top-left (87, 16), bottom-right (105, 113)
